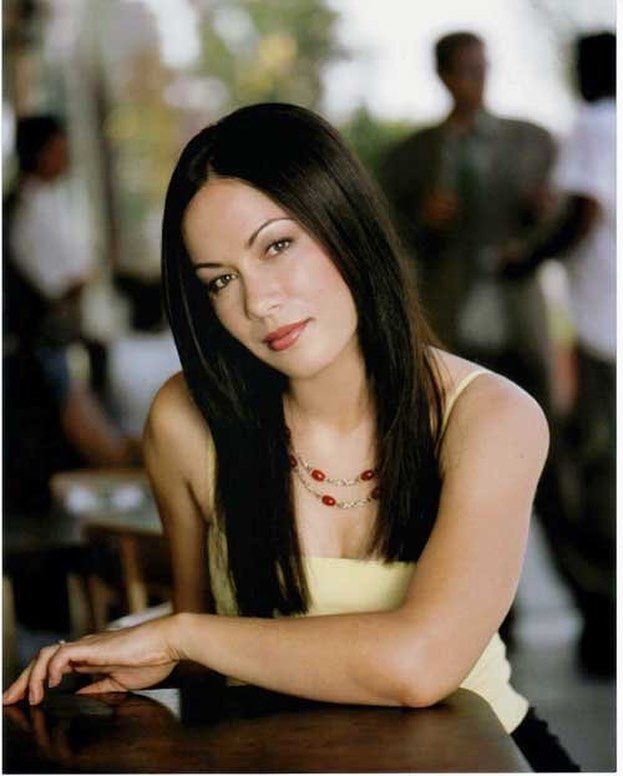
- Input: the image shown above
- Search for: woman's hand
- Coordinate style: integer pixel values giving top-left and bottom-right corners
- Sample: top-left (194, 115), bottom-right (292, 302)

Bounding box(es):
top-left (2, 616), bottom-right (182, 706)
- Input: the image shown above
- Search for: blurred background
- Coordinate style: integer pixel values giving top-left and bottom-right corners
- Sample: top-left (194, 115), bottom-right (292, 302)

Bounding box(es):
top-left (3, 0), bottom-right (616, 770)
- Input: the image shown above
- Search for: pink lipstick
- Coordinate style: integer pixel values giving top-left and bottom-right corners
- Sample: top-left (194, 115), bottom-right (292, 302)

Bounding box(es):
top-left (263, 319), bottom-right (310, 352)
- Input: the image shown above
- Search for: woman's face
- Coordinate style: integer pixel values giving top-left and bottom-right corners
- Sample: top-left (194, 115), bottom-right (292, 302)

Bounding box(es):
top-left (182, 177), bottom-right (359, 380)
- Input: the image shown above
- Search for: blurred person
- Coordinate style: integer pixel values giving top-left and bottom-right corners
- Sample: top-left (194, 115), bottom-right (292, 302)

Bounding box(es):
top-left (5, 104), bottom-right (579, 771)
top-left (381, 32), bottom-right (572, 647)
top-left (3, 115), bottom-right (137, 514)
top-left (7, 115), bottom-right (88, 344)
top-left (381, 32), bottom-right (555, 404)
top-left (500, 32), bottom-right (616, 677)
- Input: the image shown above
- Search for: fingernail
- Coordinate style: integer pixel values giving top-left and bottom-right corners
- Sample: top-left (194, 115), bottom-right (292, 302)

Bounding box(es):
top-left (48, 676), bottom-right (58, 688)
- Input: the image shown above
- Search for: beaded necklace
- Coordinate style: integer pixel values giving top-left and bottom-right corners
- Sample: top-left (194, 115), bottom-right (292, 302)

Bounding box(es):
top-left (286, 428), bottom-right (379, 509)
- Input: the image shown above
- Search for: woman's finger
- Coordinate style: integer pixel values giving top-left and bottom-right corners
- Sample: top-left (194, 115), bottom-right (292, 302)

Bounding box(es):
top-left (68, 663), bottom-right (129, 674)
top-left (28, 645), bottom-right (63, 705)
top-left (47, 654), bottom-right (86, 688)
top-left (47, 641), bottom-right (109, 687)
top-left (75, 677), bottom-right (128, 695)
top-left (3, 661), bottom-right (34, 704)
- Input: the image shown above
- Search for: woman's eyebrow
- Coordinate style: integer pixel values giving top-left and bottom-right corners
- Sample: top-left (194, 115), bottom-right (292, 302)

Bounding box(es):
top-left (246, 217), bottom-right (293, 248)
top-left (193, 217), bottom-right (294, 271)
top-left (193, 261), bottom-right (222, 271)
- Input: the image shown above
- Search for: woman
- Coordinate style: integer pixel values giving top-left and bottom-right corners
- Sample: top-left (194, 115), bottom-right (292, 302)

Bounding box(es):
top-left (3, 104), bottom-right (579, 771)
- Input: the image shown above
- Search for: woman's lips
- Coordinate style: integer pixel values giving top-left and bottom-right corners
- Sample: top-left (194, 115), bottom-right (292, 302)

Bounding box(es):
top-left (264, 319), bottom-right (310, 352)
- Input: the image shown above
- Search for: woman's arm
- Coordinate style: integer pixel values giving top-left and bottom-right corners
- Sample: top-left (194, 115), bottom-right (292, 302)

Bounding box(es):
top-left (5, 373), bottom-right (548, 708)
top-left (143, 373), bottom-right (215, 613)
top-left (171, 374), bottom-right (548, 706)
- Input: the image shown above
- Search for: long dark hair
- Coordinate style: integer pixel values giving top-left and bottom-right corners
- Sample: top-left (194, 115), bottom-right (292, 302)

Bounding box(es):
top-left (162, 103), bottom-right (446, 617)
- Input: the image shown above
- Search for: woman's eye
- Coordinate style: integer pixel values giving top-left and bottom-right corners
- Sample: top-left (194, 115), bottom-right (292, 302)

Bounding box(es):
top-left (207, 272), bottom-right (238, 295)
top-left (266, 238), bottom-right (292, 256)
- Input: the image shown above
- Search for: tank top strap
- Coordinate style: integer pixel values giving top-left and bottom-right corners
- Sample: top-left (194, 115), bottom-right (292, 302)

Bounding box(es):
top-left (440, 368), bottom-right (491, 437)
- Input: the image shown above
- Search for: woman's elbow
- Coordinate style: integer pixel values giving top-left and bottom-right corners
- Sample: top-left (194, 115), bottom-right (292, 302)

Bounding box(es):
top-left (397, 677), bottom-right (454, 709)
top-left (394, 664), bottom-right (453, 708)
top-left (386, 631), bottom-right (460, 709)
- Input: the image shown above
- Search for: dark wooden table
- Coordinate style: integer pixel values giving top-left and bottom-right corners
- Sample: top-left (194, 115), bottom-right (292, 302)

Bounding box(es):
top-left (4, 672), bottom-right (530, 772)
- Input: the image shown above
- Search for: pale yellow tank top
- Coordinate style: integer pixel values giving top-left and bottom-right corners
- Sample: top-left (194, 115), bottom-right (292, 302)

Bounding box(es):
top-left (206, 368), bottom-right (529, 733)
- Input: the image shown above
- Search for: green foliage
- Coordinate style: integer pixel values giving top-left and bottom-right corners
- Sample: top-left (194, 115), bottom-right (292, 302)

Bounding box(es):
top-left (198, 0), bottom-right (343, 109)
top-left (339, 106), bottom-right (415, 183)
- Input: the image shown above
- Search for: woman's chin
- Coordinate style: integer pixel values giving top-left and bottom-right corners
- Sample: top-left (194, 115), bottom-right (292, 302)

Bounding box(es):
top-left (274, 361), bottom-right (328, 381)
top-left (265, 351), bottom-right (335, 381)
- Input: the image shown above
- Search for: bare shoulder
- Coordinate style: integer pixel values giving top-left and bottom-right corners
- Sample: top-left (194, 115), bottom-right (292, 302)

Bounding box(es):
top-left (143, 372), bottom-right (215, 505)
top-left (428, 347), bottom-right (486, 395)
top-left (144, 371), bottom-right (206, 443)
top-left (429, 346), bottom-right (545, 413)
top-left (429, 348), bottom-right (550, 473)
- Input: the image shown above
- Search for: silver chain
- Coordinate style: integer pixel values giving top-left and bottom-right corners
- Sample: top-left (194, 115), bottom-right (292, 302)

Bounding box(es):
top-left (293, 451), bottom-right (373, 486)
top-left (293, 466), bottom-right (377, 510)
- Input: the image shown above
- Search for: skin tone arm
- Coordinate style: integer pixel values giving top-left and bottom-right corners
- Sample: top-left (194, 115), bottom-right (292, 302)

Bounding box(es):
top-left (3, 372), bottom-right (548, 707)
top-left (142, 376), bottom-right (214, 614)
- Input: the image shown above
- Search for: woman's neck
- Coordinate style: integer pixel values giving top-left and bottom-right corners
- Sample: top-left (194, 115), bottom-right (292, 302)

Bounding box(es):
top-left (285, 339), bottom-right (373, 436)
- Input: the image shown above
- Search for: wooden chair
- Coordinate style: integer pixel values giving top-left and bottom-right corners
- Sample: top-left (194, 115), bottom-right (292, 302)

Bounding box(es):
top-left (49, 469), bottom-right (171, 632)
top-left (81, 522), bottom-right (171, 630)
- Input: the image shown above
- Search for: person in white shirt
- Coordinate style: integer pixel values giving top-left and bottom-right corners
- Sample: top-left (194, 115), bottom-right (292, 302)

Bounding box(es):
top-left (4, 115), bottom-right (137, 514)
top-left (10, 150), bottom-right (92, 303)
top-left (500, 32), bottom-right (615, 677)
top-left (8, 116), bottom-right (94, 344)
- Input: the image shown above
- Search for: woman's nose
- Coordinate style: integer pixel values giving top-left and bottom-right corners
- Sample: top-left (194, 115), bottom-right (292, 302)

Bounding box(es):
top-left (242, 271), bottom-right (283, 320)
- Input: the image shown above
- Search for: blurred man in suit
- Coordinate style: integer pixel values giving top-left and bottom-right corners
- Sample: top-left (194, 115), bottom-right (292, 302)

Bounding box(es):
top-left (382, 32), bottom-right (555, 403)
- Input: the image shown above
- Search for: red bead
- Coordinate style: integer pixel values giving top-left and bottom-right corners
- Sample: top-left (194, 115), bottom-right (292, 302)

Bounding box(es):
top-left (311, 469), bottom-right (326, 482)
top-left (371, 487), bottom-right (380, 500)
top-left (361, 469), bottom-right (375, 481)
top-left (289, 455), bottom-right (297, 468)
top-left (321, 495), bottom-right (336, 506)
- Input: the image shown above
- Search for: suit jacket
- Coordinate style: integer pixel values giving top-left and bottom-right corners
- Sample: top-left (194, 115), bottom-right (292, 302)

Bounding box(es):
top-left (381, 111), bottom-right (555, 362)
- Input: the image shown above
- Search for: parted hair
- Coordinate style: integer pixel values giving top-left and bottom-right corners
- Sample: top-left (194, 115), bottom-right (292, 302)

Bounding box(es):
top-left (162, 103), bottom-right (446, 617)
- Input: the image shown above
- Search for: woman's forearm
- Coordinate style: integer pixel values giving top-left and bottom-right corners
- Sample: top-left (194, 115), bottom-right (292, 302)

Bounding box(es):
top-left (173, 611), bottom-right (427, 707)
